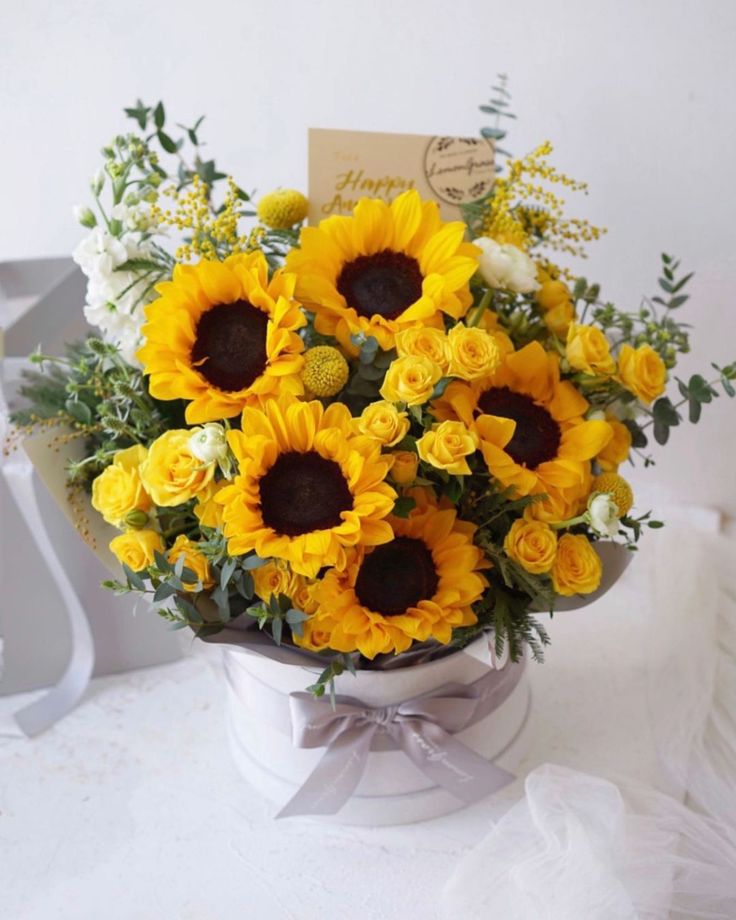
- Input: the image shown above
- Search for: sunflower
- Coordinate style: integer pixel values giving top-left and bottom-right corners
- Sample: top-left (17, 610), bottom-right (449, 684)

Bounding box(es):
top-left (433, 341), bottom-right (612, 513)
top-left (285, 190), bottom-right (479, 351)
top-left (137, 251), bottom-right (305, 424)
top-left (216, 396), bottom-right (396, 577)
top-left (294, 491), bottom-right (488, 659)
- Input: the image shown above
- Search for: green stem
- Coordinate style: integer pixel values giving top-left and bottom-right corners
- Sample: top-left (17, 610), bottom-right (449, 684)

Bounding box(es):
top-left (550, 513), bottom-right (587, 531)
top-left (639, 375), bottom-right (722, 431)
top-left (467, 290), bottom-right (493, 327)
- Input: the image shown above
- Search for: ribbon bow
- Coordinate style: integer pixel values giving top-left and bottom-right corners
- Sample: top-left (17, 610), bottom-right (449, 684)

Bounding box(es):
top-left (277, 661), bottom-right (524, 818)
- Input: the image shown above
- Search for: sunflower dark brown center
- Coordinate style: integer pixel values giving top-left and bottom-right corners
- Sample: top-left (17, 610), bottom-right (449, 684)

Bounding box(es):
top-left (354, 536), bottom-right (439, 617)
top-left (477, 386), bottom-right (561, 469)
top-left (336, 249), bottom-right (423, 320)
top-left (191, 300), bottom-right (268, 392)
top-left (258, 451), bottom-right (353, 536)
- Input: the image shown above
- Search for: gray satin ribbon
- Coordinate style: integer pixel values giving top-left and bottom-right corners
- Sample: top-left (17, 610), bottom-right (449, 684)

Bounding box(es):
top-left (0, 372), bottom-right (95, 736)
top-left (277, 657), bottom-right (525, 818)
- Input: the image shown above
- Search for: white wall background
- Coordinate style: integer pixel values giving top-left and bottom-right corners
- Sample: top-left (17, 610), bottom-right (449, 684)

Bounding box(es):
top-left (2, 0), bottom-right (735, 515)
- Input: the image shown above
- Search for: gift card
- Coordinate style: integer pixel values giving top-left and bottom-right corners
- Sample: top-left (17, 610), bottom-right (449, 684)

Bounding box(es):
top-left (308, 128), bottom-right (495, 225)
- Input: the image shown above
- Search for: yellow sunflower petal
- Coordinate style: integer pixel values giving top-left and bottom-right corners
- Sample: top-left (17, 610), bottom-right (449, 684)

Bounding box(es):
top-left (558, 420), bottom-right (613, 461)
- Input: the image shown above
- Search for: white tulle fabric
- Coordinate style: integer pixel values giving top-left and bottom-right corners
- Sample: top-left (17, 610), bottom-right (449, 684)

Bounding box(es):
top-left (647, 529), bottom-right (736, 824)
top-left (442, 764), bottom-right (736, 919)
top-left (443, 524), bottom-right (736, 919)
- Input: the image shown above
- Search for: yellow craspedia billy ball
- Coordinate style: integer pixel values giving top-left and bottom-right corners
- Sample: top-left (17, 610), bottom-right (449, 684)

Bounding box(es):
top-left (257, 189), bottom-right (308, 229)
top-left (592, 472), bottom-right (634, 516)
top-left (301, 346), bottom-right (349, 398)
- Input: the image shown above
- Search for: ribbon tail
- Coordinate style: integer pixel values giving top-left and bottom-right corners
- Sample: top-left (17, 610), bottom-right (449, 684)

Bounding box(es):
top-left (0, 424), bottom-right (95, 736)
top-left (276, 723), bottom-right (376, 819)
top-left (396, 719), bottom-right (516, 804)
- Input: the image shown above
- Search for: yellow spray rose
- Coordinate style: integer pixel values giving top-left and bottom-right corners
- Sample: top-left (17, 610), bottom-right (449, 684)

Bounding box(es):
top-left (91, 445), bottom-right (151, 527)
top-left (167, 534), bottom-right (213, 590)
top-left (566, 323), bottom-right (616, 376)
top-left (390, 450), bottom-right (419, 485)
top-left (253, 559), bottom-right (295, 602)
top-left (140, 430), bottom-right (216, 507)
top-left (536, 279), bottom-right (570, 311)
top-left (290, 576), bottom-right (319, 615)
top-left (395, 327), bottom-right (451, 373)
top-left (596, 416), bottom-right (632, 472)
top-left (447, 324), bottom-right (502, 381)
top-left (477, 311), bottom-right (515, 354)
top-left (417, 420), bottom-right (478, 475)
top-left (109, 529), bottom-right (164, 572)
top-left (617, 344), bottom-right (667, 404)
top-left (522, 478), bottom-right (589, 526)
top-left (380, 355), bottom-right (442, 406)
top-left (543, 299), bottom-right (575, 337)
top-left (551, 533), bottom-right (602, 596)
top-left (503, 519), bottom-right (558, 574)
top-left (356, 401), bottom-right (410, 446)
top-left (194, 481), bottom-right (226, 529)
top-left (295, 617), bottom-right (335, 652)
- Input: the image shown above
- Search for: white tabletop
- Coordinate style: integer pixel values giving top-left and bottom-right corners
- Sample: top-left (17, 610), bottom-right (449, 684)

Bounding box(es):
top-left (0, 546), bottom-right (675, 920)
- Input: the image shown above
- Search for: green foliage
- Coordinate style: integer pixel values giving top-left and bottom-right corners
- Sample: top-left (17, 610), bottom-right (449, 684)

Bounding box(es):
top-left (342, 337), bottom-right (395, 414)
top-left (461, 74), bottom-right (516, 236)
top-left (619, 510), bottom-right (665, 545)
top-left (306, 654), bottom-right (358, 704)
top-left (643, 369), bottom-right (736, 445)
top-left (123, 98), bottom-right (239, 198)
top-left (589, 254), bottom-right (693, 366)
top-left (247, 590), bottom-right (310, 646)
top-left (11, 338), bottom-right (177, 485)
top-left (479, 73), bottom-right (515, 165)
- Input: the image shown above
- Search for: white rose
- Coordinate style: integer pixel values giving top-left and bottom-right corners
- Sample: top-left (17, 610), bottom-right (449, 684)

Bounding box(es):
top-left (586, 492), bottom-right (620, 538)
top-left (188, 424), bottom-right (228, 465)
top-left (474, 237), bottom-right (540, 294)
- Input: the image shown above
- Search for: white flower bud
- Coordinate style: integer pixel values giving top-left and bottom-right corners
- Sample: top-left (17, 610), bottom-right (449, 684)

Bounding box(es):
top-left (188, 423), bottom-right (228, 465)
top-left (73, 205), bottom-right (97, 228)
top-left (474, 237), bottom-right (541, 294)
top-left (90, 169), bottom-right (105, 196)
top-left (586, 492), bottom-right (620, 538)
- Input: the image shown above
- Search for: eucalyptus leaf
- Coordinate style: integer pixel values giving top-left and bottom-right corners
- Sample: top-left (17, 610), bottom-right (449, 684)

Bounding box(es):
top-left (220, 557), bottom-right (237, 590)
top-left (157, 130), bottom-right (177, 154)
top-left (153, 582), bottom-right (177, 603)
top-left (653, 420), bottom-right (670, 445)
top-left (242, 554), bottom-right (268, 570)
top-left (122, 564), bottom-right (145, 591)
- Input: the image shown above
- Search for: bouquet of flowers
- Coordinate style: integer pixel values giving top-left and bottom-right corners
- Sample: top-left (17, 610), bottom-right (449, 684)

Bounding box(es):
top-left (14, 83), bottom-right (735, 709)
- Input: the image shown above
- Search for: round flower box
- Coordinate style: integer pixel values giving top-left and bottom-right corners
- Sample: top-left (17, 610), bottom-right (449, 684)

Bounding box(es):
top-left (223, 637), bottom-right (531, 826)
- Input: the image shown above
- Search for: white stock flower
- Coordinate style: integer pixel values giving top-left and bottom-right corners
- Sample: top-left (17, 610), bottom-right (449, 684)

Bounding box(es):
top-left (586, 492), bottom-right (621, 538)
top-left (188, 424), bottom-right (228, 465)
top-left (74, 227), bottom-right (156, 364)
top-left (474, 237), bottom-right (540, 294)
top-left (114, 320), bottom-right (144, 367)
top-left (111, 202), bottom-right (155, 232)
top-left (73, 228), bottom-right (127, 276)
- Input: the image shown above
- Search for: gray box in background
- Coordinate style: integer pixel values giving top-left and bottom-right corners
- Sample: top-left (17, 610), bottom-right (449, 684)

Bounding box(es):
top-left (1, 258), bottom-right (183, 697)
